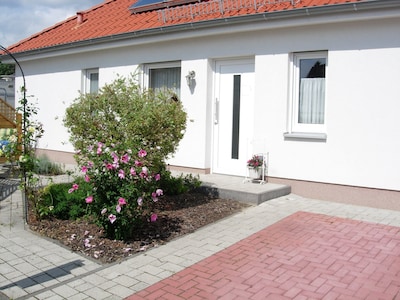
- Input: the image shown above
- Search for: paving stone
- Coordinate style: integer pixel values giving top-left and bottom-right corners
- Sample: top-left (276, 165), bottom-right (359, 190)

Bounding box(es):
top-left (126, 211), bottom-right (400, 300)
top-left (52, 284), bottom-right (80, 298)
top-left (83, 286), bottom-right (113, 299)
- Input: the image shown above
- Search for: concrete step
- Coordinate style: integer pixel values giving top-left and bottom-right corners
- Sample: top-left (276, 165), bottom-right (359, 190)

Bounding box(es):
top-left (198, 174), bottom-right (291, 205)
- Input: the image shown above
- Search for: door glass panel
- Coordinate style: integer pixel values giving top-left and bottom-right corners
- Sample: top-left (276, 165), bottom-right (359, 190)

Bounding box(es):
top-left (231, 75), bottom-right (241, 159)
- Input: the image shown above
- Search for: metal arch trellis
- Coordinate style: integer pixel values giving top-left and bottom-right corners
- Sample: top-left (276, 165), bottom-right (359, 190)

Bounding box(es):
top-left (158, 0), bottom-right (301, 23)
top-left (0, 44), bottom-right (28, 224)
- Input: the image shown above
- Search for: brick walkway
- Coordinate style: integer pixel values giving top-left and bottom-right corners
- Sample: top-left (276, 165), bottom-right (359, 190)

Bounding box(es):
top-left (126, 211), bottom-right (400, 300)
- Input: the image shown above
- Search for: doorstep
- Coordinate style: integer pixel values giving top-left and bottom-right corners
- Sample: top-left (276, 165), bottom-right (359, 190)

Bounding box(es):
top-left (197, 173), bottom-right (291, 205)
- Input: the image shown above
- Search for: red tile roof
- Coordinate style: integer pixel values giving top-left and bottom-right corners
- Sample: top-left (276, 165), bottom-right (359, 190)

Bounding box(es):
top-left (8, 0), bottom-right (364, 54)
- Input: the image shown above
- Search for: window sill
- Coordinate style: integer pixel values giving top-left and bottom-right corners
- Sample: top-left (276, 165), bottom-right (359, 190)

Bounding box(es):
top-left (283, 132), bottom-right (327, 141)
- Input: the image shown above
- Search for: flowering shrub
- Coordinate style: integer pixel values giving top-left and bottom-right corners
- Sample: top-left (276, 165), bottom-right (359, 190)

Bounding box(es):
top-left (247, 154), bottom-right (264, 170)
top-left (64, 75), bottom-right (187, 173)
top-left (70, 141), bottom-right (163, 240)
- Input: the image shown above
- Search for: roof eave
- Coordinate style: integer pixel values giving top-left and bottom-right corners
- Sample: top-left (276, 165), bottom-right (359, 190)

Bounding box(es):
top-left (2, 0), bottom-right (399, 61)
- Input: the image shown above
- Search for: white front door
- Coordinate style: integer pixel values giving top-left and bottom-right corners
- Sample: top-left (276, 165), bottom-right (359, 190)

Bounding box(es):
top-left (213, 59), bottom-right (255, 176)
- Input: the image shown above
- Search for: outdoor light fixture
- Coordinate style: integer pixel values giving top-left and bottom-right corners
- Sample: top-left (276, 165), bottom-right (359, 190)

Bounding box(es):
top-left (186, 70), bottom-right (196, 87)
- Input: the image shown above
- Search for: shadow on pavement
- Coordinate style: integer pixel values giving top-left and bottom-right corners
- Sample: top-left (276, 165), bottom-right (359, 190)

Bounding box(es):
top-left (0, 260), bottom-right (85, 291)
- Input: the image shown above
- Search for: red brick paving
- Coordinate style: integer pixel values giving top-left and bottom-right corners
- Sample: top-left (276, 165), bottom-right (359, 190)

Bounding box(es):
top-left (126, 211), bottom-right (400, 299)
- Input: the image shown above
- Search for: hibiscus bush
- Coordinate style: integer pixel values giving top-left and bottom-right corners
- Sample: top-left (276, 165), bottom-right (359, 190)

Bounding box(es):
top-left (63, 74), bottom-right (187, 172)
top-left (63, 74), bottom-right (187, 240)
top-left (69, 142), bottom-right (163, 240)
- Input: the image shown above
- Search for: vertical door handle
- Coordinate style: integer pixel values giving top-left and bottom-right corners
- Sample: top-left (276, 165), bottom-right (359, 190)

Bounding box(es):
top-left (214, 98), bottom-right (219, 125)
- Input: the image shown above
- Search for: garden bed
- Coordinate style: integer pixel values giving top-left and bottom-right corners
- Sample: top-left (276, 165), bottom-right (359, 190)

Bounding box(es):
top-left (28, 192), bottom-right (250, 264)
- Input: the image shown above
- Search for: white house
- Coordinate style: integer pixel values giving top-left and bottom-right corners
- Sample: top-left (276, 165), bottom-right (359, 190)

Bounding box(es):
top-left (2, 0), bottom-right (400, 207)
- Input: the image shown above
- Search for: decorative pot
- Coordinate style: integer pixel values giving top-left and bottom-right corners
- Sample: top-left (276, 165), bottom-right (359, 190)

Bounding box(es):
top-left (248, 168), bottom-right (261, 179)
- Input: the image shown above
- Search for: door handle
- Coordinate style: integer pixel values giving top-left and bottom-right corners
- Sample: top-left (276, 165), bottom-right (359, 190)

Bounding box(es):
top-left (214, 98), bottom-right (219, 125)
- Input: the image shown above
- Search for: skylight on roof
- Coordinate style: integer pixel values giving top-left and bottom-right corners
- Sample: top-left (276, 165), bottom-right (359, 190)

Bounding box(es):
top-left (129, 0), bottom-right (200, 13)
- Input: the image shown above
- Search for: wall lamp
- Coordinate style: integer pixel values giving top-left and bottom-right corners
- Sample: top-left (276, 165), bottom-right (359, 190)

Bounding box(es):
top-left (186, 70), bottom-right (196, 87)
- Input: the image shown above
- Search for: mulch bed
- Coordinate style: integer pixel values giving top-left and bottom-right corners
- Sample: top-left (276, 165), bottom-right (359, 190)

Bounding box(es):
top-left (28, 192), bottom-right (250, 264)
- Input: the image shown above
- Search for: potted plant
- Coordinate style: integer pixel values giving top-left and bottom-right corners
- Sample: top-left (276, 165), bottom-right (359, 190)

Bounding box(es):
top-left (247, 154), bottom-right (264, 179)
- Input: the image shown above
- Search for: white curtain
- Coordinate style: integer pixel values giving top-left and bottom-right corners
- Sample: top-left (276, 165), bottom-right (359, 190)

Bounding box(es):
top-left (299, 78), bottom-right (325, 124)
top-left (150, 67), bottom-right (181, 96)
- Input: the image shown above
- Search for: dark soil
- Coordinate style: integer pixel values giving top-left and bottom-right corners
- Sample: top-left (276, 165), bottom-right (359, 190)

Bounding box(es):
top-left (28, 192), bottom-right (250, 264)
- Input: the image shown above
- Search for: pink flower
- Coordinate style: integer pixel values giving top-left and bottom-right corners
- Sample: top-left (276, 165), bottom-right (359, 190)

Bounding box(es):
top-left (137, 197), bottom-right (143, 206)
top-left (154, 173), bottom-right (161, 181)
top-left (84, 238), bottom-right (91, 248)
top-left (88, 161), bottom-right (94, 168)
top-left (116, 204), bottom-right (121, 213)
top-left (101, 208), bottom-right (107, 215)
top-left (130, 167), bottom-right (136, 176)
top-left (118, 197), bottom-right (127, 205)
top-left (152, 192), bottom-right (158, 202)
top-left (108, 214), bottom-right (117, 224)
top-left (156, 189), bottom-right (163, 196)
top-left (81, 165), bottom-right (88, 173)
top-left (134, 160), bottom-right (142, 167)
top-left (97, 147), bottom-right (102, 155)
top-left (140, 167), bottom-right (148, 178)
top-left (105, 162), bottom-right (114, 170)
top-left (138, 149), bottom-right (147, 158)
top-left (150, 213), bottom-right (157, 222)
top-left (84, 175), bottom-right (90, 182)
top-left (111, 152), bottom-right (119, 164)
top-left (118, 169), bottom-right (125, 179)
top-left (121, 154), bottom-right (130, 163)
top-left (85, 196), bottom-right (93, 204)
top-left (68, 183), bottom-right (79, 193)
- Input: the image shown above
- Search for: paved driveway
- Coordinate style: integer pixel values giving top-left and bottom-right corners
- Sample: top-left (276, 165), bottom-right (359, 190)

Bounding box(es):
top-left (127, 211), bottom-right (400, 299)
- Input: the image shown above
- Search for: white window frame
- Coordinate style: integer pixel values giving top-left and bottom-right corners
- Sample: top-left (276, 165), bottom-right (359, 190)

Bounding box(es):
top-left (142, 61), bottom-right (181, 97)
top-left (286, 51), bottom-right (327, 139)
top-left (82, 68), bottom-right (99, 94)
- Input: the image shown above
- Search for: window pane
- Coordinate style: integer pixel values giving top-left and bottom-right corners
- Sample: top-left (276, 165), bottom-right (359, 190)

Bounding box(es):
top-left (89, 72), bottom-right (99, 94)
top-left (149, 67), bottom-right (181, 96)
top-left (298, 58), bottom-right (326, 124)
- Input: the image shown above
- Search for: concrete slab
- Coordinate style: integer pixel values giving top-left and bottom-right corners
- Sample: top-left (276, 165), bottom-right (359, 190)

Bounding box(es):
top-left (198, 173), bottom-right (291, 204)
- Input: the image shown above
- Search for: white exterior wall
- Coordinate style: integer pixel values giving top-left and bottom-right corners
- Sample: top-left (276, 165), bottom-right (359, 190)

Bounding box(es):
top-left (252, 20), bottom-right (400, 191)
top-left (166, 59), bottom-right (211, 169)
top-left (16, 14), bottom-right (400, 192)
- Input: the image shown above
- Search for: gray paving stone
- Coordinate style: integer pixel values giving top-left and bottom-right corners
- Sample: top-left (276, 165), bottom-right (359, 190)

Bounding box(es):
top-left (137, 264), bottom-right (165, 276)
top-left (40, 294), bottom-right (64, 300)
top-left (111, 273), bottom-right (138, 288)
top-left (107, 284), bottom-right (135, 298)
top-left (82, 286), bottom-right (112, 299)
top-left (82, 273), bottom-right (109, 286)
top-left (129, 281), bottom-right (151, 293)
top-left (30, 290), bottom-right (58, 300)
top-left (74, 281), bottom-right (96, 293)
top-left (134, 272), bottom-right (161, 285)
top-left (52, 284), bottom-right (80, 298)
top-left (67, 293), bottom-right (92, 300)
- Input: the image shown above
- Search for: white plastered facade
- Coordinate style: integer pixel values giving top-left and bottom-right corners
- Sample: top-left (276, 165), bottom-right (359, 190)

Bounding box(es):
top-left (12, 8), bottom-right (400, 193)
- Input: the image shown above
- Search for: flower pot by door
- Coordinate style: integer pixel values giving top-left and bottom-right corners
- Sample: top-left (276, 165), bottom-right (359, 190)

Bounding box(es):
top-left (248, 168), bottom-right (261, 179)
